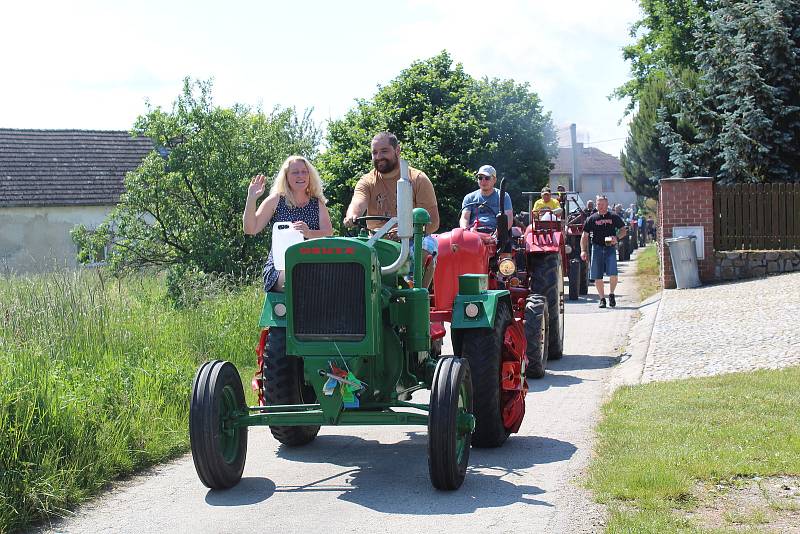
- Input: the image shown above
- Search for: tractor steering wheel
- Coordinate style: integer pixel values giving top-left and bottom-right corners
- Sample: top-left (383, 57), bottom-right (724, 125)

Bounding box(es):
top-left (354, 215), bottom-right (392, 229)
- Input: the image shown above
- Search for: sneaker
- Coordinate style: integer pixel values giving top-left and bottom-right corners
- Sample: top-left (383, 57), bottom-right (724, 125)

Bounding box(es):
top-left (598, 298), bottom-right (607, 308)
top-left (609, 294), bottom-right (616, 308)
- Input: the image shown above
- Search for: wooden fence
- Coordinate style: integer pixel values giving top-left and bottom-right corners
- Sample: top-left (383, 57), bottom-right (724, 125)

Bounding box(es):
top-left (714, 183), bottom-right (800, 250)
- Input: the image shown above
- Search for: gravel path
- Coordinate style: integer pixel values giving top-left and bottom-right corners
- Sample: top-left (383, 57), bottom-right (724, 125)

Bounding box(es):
top-left (642, 272), bottom-right (800, 382)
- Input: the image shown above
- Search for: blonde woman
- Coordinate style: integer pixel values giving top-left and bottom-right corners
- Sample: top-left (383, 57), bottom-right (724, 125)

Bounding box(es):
top-left (243, 155), bottom-right (333, 291)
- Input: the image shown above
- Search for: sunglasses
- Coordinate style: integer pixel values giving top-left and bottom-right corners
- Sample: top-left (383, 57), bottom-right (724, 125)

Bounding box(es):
top-left (477, 175), bottom-right (493, 181)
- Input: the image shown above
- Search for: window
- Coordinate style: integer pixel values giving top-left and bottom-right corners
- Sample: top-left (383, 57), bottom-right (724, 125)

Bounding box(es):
top-left (601, 176), bottom-right (615, 192)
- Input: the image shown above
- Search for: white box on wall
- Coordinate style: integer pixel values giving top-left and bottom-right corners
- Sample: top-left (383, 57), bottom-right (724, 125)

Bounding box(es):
top-left (672, 226), bottom-right (705, 260)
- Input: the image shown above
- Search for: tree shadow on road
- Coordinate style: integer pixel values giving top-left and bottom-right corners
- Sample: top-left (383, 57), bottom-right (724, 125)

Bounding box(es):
top-left (265, 432), bottom-right (575, 514)
top-left (526, 372), bottom-right (584, 393)
top-left (548, 354), bottom-right (618, 372)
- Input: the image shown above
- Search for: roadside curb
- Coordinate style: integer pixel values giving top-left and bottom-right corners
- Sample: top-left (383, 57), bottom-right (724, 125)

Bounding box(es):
top-left (608, 289), bottom-right (662, 392)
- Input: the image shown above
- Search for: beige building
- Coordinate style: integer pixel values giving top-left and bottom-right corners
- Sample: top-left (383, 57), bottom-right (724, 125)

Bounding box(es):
top-left (549, 143), bottom-right (637, 208)
top-left (0, 129), bottom-right (152, 274)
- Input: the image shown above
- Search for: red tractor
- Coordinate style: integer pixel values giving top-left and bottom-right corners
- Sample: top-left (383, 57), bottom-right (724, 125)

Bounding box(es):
top-left (430, 181), bottom-right (568, 408)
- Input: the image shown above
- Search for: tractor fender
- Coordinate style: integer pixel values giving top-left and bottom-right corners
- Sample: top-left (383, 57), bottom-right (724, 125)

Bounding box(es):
top-left (451, 290), bottom-right (511, 330)
top-left (258, 292), bottom-right (287, 328)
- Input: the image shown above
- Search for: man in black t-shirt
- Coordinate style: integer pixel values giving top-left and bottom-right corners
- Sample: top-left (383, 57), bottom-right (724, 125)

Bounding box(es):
top-left (580, 196), bottom-right (627, 308)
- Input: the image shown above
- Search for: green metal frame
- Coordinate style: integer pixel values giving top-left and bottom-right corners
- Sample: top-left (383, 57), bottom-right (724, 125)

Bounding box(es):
top-left (450, 274), bottom-right (510, 329)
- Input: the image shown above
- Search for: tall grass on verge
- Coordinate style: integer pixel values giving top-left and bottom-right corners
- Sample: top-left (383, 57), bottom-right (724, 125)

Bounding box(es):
top-left (0, 270), bottom-right (262, 532)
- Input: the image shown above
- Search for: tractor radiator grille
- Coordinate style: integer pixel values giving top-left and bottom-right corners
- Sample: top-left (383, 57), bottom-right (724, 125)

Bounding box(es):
top-left (292, 262), bottom-right (366, 341)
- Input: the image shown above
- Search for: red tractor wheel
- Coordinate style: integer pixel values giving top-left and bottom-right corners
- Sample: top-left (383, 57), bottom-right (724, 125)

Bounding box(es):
top-left (529, 253), bottom-right (564, 360)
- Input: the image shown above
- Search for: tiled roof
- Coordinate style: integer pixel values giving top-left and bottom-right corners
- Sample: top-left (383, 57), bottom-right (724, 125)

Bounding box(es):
top-left (551, 144), bottom-right (621, 175)
top-left (0, 129), bottom-right (153, 207)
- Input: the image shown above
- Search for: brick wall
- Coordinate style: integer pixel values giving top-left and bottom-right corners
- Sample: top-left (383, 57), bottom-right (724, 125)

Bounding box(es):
top-left (658, 177), bottom-right (715, 288)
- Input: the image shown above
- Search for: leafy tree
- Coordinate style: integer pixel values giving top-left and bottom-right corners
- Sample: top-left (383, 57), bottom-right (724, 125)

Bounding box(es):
top-left (614, 0), bottom-right (714, 111)
top-left (620, 70), bottom-right (698, 197)
top-left (319, 51), bottom-right (556, 229)
top-left (73, 78), bottom-right (320, 281)
top-left (657, 0), bottom-right (800, 183)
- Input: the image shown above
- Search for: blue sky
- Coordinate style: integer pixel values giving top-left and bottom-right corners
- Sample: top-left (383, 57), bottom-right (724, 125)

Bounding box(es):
top-left (1, 0), bottom-right (641, 156)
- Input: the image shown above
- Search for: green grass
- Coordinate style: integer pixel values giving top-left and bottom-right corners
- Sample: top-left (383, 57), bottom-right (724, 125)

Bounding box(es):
top-left (635, 243), bottom-right (661, 301)
top-left (0, 270), bottom-right (263, 532)
top-left (588, 367), bottom-right (800, 532)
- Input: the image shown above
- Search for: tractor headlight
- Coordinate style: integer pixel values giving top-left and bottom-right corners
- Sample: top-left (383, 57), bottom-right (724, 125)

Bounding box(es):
top-left (273, 303), bottom-right (287, 317)
top-left (565, 244), bottom-right (573, 255)
top-left (498, 258), bottom-right (516, 276)
top-left (465, 303), bottom-right (480, 318)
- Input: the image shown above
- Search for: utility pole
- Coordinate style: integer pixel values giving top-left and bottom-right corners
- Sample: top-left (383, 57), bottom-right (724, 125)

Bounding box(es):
top-left (570, 123), bottom-right (578, 192)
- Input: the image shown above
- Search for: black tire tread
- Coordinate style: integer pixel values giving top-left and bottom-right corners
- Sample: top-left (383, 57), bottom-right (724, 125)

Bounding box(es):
top-left (459, 301), bottom-right (512, 448)
top-left (263, 328), bottom-right (320, 446)
top-left (190, 360), bottom-right (248, 489)
top-left (524, 295), bottom-right (549, 379)
top-left (428, 357), bottom-right (472, 490)
top-left (529, 253), bottom-right (564, 360)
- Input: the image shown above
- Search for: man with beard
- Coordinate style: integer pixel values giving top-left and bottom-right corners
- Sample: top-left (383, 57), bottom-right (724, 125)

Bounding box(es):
top-left (344, 132), bottom-right (440, 287)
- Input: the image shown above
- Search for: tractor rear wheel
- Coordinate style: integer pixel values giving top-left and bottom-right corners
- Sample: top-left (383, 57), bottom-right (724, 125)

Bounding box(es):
top-left (524, 294), bottom-right (549, 378)
top-left (568, 259), bottom-right (580, 301)
top-left (263, 328), bottom-right (320, 446)
top-left (428, 357), bottom-right (473, 490)
top-left (529, 253), bottom-right (564, 360)
top-left (579, 259), bottom-right (589, 295)
top-left (459, 300), bottom-right (512, 448)
top-left (190, 360), bottom-right (248, 489)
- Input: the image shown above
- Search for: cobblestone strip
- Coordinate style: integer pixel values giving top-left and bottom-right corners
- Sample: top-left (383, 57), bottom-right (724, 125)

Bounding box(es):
top-left (642, 272), bottom-right (800, 382)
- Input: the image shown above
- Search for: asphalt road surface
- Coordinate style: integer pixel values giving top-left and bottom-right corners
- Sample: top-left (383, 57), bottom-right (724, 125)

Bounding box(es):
top-left (35, 263), bottom-right (638, 534)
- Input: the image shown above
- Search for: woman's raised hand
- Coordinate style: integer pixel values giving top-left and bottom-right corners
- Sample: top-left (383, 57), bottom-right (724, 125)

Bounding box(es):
top-left (248, 174), bottom-right (267, 199)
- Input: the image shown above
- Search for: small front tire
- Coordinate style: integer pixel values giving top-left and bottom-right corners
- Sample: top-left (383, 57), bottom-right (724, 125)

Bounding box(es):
top-left (190, 360), bottom-right (248, 490)
top-left (428, 357), bottom-right (473, 490)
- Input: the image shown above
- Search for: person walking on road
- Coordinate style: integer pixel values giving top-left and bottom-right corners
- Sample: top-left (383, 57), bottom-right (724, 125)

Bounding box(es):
top-left (580, 195), bottom-right (627, 308)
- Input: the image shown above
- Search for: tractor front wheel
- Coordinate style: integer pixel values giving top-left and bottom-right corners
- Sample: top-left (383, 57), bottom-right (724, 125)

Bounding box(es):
top-left (524, 295), bottom-right (549, 379)
top-left (428, 357), bottom-right (473, 490)
top-left (190, 360), bottom-right (248, 490)
top-left (459, 300), bottom-right (512, 448)
top-left (263, 328), bottom-right (320, 446)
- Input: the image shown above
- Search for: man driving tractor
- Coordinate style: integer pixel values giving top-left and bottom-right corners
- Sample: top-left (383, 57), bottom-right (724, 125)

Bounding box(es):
top-left (459, 164), bottom-right (513, 233)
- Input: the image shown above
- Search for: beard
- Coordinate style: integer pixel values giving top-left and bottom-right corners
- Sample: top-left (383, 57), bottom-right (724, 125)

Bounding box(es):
top-left (373, 155), bottom-right (398, 173)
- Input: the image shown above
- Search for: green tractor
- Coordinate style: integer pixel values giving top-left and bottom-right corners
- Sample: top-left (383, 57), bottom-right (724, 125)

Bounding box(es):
top-left (189, 160), bottom-right (526, 491)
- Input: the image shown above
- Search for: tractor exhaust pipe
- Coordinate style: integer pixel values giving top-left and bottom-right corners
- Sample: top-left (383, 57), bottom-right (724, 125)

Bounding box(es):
top-left (381, 159), bottom-right (413, 275)
top-left (496, 177), bottom-right (509, 250)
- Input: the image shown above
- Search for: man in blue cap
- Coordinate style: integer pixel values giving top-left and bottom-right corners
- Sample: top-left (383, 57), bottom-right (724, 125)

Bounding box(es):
top-left (459, 164), bottom-right (513, 233)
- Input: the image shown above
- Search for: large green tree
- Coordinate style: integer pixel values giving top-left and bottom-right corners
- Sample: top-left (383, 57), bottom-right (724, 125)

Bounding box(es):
top-left (319, 51), bottom-right (556, 229)
top-left (620, 70), bottom-right (698, 197)
top-left (73, 78), bottom-right (320, 279)
top-left (657, 0), bottom-right (800, 183)
top-left (614, 0), bottom-right (714, 111)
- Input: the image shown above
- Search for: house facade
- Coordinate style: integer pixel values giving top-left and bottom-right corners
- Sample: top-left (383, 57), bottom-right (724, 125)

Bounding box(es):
top-left (0, 129), bottom-right (152, 274)
top-left (548, 143), bottom-right (637, 209)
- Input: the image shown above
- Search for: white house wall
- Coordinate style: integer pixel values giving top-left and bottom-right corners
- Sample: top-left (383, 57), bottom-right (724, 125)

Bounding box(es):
top-left (0, 205), bottom-right (113, 274)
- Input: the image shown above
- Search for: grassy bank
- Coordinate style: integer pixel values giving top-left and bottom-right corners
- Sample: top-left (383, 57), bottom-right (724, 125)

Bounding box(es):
top-left (636, 243), bottom-right (661, 301)
top-left (588, 367), bottom-right (800, 532)
top-left (0, 271), bottom-right (263, 532)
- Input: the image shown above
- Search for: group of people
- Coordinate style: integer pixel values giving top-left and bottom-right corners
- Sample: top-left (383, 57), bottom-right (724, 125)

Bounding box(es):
top-left (242, 130), bottom-right (641, 310)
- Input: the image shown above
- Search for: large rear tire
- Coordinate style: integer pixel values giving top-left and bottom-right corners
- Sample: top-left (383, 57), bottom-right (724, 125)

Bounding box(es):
top-left (579, 259), bottom-right (589, 295)
top-left (459, 300), bottom-right (512, 448)
top-left (529, 253), bottom-right (564, 360)
top-left (568, 259), bottom-right (580, 301)
top-left (428, 357), bottom-right (473, 490)
top-left (263, 328), bottom-right (320, 446)
top-left (190, 360), bottom-right (248, 489)
top-left (524, 295), bottom-right (549, 378)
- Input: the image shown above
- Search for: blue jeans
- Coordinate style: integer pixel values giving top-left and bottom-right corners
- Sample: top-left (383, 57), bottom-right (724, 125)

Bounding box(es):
top-left (590, 244), bottom-right (618, 279)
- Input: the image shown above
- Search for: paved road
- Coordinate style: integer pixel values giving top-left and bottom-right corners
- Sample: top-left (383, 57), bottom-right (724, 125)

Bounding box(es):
top-left (36, 260), bottom-right (640, 534)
